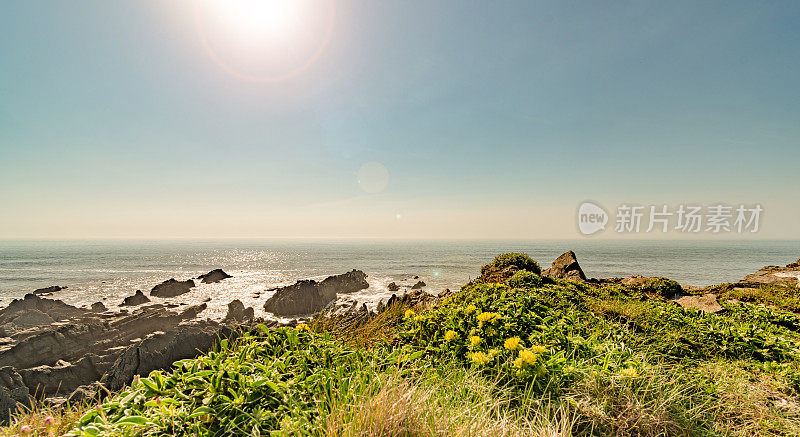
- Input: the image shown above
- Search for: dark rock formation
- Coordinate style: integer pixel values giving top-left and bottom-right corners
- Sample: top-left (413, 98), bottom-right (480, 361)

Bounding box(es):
top-left (263, 270), bottom-right (369, 316)
top-left (150, 279), bottom-right (196, 298)
top-left (0, 366), bottom-right (31, 423)
top-left (411, 281), bottom-right (426, 290)
top-left (198, 269), bottom-right (232, 284)
top-left (223, 300), bottom-right (254, 324)
top-left (120, 290), bottom-right (150, 307)
top-left (0, 294), bottom-right (221, 413)
top-left (387, 282), bottom-right (400, 292)
top-left (33, 286), bottom-right (66, 295)
top-left (91, 302), bottom-right (107, 312)
top-left (542, 251), bottom-right (587, 281)
top-left (675, 294), bottom-right (724, 314)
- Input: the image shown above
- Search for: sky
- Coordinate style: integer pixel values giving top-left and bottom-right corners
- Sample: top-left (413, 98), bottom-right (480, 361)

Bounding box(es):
top-left (1, 1), bottom-right (798, 239)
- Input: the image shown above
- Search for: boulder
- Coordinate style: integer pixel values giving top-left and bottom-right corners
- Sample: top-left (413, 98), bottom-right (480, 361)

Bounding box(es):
top-left (264, 270), bottom-right (369, 316)
top-left (198, 269), bottom-right (232, 284)
top-left (675, 294), bottom-right (724, 314)
top-left (411, 281), bottom-right (426, 290)
top-left (18, 354), bottom-right (102, 398)
top-left (0, 294), bottom-right (88, 337)
top-left (151, 279), bottom-right (196, 298)
top-left (33, 286), bottom-right (66, 295)
top-left (387, 282), bottom-right (400, 292)
top-left (120, 290), bottom-right (150, 307)
top-left (223, 300), bottom-right (254, 324)
top-left (542, 251), bottom-right (587, 281)
top-left (91, 302), bottom-right (107, 312)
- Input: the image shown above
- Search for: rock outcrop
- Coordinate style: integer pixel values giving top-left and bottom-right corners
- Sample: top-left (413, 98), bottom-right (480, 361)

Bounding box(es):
top-left (120, 290), bottom-right (150, 307)
top-left (150, 279), bottom-right (196, 298)
top-left (675, 294), bottom-right (724, 314)
top-left (91, 302), bottom-right (107, 312)
top-left (0, 293), bottom-right (230, 413)
top-left (387, 282), bottom-right (400, 292)
top-left (542, 251), bottom-right (587, 281)
top-left (223, 300), bottom-right (254, 324)
top-left (411, 281), bottom-right (426, 290)
top-left (263, 270), bottom-right (369, 316)
top-left (740, 260), bottom-right (800, 287)
top-left (33, 286), bottom-right (66, 295)
top-left (198, 269), bottom-right (232, 284)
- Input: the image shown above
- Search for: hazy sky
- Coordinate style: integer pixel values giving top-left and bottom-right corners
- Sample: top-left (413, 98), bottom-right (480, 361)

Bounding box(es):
top-left (1, 1), bottom-right (798, 239)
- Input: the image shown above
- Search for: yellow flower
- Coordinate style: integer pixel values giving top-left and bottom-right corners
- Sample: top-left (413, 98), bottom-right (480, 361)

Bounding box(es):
top-left (465, 304), bottom-right (477, 314)
top-left (413, 315), bottom-right (425, 322)
top-left (504, 337), bottom-right (521, 351)
top-left (296, 323), bottom-right (310, 331)
top-left (529, 345), bottom-right (547, 354)
top-left (469, 335), bottom-right (482, 347)
top-left (469, 351), bottom-right (491, 365)
top-left (488, 348), bottom-right (499, 358)
top-left (513, 357), bottom-right (524, 368)
top-left (404, 309), bottom-right (416, 319)
top-left (519, 350), bottom-right (538, 365)
top-left (620, 367), bottom-right (638, 378)
top-left (444, 330), bottom-right (457, 341)
top-left (477, 312), bottom-right (493, 322)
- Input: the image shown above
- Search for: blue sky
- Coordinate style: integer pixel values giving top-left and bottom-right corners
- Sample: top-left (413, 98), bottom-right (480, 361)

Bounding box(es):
top-left (1, 1), bottom-right (798, 238)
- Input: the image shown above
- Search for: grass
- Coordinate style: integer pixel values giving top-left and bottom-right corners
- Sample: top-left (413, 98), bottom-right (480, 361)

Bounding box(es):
top-left (4, 253), bottom-right (800, 436)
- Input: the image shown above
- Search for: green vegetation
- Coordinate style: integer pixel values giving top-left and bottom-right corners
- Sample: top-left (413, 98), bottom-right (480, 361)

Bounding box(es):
top-left (479, 252), bottom-right (541, 283)
top-left (636, 277), bottom-right (683, 298)
top-left (5, 253), bottom-right (800, 436)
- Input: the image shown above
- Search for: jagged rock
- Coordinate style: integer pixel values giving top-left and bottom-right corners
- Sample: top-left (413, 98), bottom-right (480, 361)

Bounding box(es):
top-left (91, 302), bottom-right (107, 312)
top-left (198, 269), bottom-right (232, 284)
top-left (0, 366), bottom-right (31, 424)
top-left (740, 260), bottom-right (800, 287)
top-left (150, 279), bottom-right (196, 298)
top-left (223, 300), bottom-right (254, 324)
top-left (675, 294), bottom-right (724, 314)
top-left (66, 381), bottom-right (106, 405)
top-left (120, 290), bottom-right (150, 307)
top-left (0, 294), bottom-right (88, 337)
top-left (18, 355), bottom-right (102, 398)
top-left (33, 286), bottom-right (66, 295)
top-left (542, 251), bottom-right (587, 281)
top-left (387, 282), bottom-right (400, 292)
top-left (102, 321), bottom-right (233, 392)
top-left (411, 281), bottom-right (426, 290)
top-left (264, 270), bottom-right (369, 316)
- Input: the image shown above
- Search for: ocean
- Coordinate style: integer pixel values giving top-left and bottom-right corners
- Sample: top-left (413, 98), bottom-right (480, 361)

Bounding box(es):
top-left (0, 239), bottom-right (797, 320)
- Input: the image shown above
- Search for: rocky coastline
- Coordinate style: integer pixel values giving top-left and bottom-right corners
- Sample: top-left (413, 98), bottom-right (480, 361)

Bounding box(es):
top-left (0, 256), bottom-right (797, 423)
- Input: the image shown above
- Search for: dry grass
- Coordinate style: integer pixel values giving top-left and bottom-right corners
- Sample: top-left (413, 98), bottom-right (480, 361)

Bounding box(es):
top-left (322, 371), bottom-right (575, 437)
top-left (0, 402), bottom-right (88, 437)
top-left (311, 302), bottom-right (412, 349)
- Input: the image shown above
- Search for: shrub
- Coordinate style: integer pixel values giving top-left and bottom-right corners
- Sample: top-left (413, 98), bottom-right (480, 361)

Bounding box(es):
top-left (508, 270), bottom-right (543, 289)
top-left (479, 253), bottom-right (541, 283)
top-left (638, 277), bottom-right (682, 298)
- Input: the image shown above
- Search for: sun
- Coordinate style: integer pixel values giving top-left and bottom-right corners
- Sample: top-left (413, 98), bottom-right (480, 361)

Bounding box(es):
top-left (195, 0), bottom-right (334, 82)
top-left (212, 0), bottom-right (306, 41)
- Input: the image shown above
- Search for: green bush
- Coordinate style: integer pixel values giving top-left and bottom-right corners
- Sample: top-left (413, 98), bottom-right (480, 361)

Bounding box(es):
top-left (508, 270), bottom-right (543, 289)
top-left (638, 277), bottom-right (682, 298)
top-left (482, 253), bottom-right (541, 275)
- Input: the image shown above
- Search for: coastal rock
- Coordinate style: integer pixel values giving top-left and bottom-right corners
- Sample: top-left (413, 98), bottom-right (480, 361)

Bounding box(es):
top-left (675, 294), bottom-right (725, 314)
top-left (263, 270), bottom-right (369, 316)
top-left (18, 354), bottom-right (102, 398)
top-left (151, 279), bottom-right (196, 298)
top-left (120, 290), bottom-right (150, 307)
top-left (101, 322), bottom-right (234, 392)
top-left (33, 286), bottom-right (66, 295)
top-left (411, 281), bottom-right (426, 290)
top-left (739, 260), bottom-right (800, 287)
top-left (542, 251), bottom-right (587, 281)
top-left (0, 366), bottom-right (31, 424)
top-left (622, 275), bottom-right (649, 287)
top-left (387, 282), bottom-right (400, 292)
top-left (91, 302), bottom-right (107, 312)
top-left (0, 294), bottom-right (88, 336)
top-left (198, 269), bottom-right (232, 284)
top-left (223, 300), bottom-right (254, 324)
